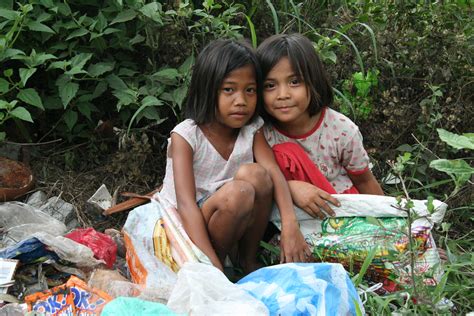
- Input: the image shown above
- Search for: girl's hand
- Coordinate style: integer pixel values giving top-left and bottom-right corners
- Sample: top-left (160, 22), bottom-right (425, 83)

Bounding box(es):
top-left (289, 180), bottom-right (339, 219)
top-left (280, 221), bottom-right (311, 263)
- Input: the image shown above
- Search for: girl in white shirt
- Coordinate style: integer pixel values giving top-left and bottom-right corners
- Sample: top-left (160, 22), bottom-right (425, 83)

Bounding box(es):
top-left (160, 39), bottom-right (309, 273)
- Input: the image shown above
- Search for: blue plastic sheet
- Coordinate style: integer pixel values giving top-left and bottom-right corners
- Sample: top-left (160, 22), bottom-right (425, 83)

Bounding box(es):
top-left (237, 263), bottom-right (364, 316)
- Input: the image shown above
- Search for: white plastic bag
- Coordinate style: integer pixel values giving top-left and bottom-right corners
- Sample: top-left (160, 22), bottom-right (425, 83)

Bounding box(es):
top-left (167, 262), bottom-right (269, 316)
top-left (0, 202), bottom-right (67, 247)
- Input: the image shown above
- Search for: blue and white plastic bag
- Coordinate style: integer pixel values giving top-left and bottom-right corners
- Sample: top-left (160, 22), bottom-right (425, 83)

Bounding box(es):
top-left (237, 263), bottom-right (364, 316)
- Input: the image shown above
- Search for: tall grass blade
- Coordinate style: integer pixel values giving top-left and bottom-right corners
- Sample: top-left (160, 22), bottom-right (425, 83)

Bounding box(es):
top-left (245, 14), bottom-right (257, 48)
top-left (333, 87), bottom-right (356, 119)
top-left (357, 22), bottom-right (378, 62)
top-left (265, 0), bottom-right (279, 34)
top-left (325, 27), bottom-right (365, 74)
top-left (353, 247), bottom-right (377, 286)
top-left (289, 0), bottom-right (301, 32)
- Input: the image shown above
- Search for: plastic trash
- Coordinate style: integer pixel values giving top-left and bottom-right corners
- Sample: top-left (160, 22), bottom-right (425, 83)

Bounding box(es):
top-left (0, 303), bottom-right (28, 316)
top-left (87, 269), bottom-right (172, 303)
top-left (0, 232), bottom-right (103, 267)
top-left (102, 297), bottom-right (181, 316)
top-left (25, 275), bottom-right (112, 315)
top-left (0, 202), bottom-right (67, 248)
top-left (237, 263), bottom-right (364, 316)
top-left (167, 262), bottom-right (269, 316)
top-left (270, 194), bottom-right (447, 292)
top-left (65, 228), bottom-right (117, 268)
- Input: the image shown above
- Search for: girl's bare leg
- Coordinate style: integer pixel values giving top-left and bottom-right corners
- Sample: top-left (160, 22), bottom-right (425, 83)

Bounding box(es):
top-left (200, 180), bottom-right (255, 265)
top-left (234, 163), bottom-right (274, 274)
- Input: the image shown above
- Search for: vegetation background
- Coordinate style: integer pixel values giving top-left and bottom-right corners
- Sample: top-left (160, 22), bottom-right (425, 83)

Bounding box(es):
top-left (0, 0), bottom-right (472, 314)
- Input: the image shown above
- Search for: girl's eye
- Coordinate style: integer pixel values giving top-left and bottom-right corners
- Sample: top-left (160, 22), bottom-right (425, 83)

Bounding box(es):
top-left (247, 87), bottom-right (256, 93)
top-left (264, 82), bottom-right (275, 90)
top-left (289, 78), bottom-right (301, 85)
top-left (222, 87), bottom-right (234, 93)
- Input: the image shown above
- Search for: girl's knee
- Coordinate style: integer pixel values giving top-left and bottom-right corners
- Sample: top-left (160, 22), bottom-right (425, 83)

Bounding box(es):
top-left (235, 163), bottom-right (273, 194)
top-left (223, 180), bottom-right (255, 214)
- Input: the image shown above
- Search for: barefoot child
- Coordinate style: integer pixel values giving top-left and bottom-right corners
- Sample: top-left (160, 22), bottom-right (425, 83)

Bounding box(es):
top-left (159, 39), bottom-right (310, 273)
top-left (257, 33), bottom-right (384, 220)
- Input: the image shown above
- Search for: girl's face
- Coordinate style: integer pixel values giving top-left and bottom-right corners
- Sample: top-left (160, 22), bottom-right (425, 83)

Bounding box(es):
top-left (216, 64), bottom-right (257, 129)
top-left (263, 57), bottom-right (312, 128)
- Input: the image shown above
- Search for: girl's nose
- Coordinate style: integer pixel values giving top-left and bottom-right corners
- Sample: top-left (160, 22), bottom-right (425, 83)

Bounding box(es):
top-left (277, 85), bottom-right (290, 100)
top-left (233, 92), bottom-right (247, 106)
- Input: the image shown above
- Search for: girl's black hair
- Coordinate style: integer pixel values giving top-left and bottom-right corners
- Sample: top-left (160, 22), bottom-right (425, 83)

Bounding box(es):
top-left (185, 39), bottom-right (262, 124)
top-left (257, 33), bottom-right (333, 116)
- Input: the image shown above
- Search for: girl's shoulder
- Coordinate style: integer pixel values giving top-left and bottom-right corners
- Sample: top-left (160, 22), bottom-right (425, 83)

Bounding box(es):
top-left (172, 118), bottom-right (197, 132)
top-left (324, 108), bottom-right (360, 130)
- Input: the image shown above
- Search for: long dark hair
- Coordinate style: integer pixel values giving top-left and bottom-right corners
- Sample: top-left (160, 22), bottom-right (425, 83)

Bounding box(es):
top-left (257, 33), bottom-right (333, 116)
top-left (185, 39), bottom-right (262, 124)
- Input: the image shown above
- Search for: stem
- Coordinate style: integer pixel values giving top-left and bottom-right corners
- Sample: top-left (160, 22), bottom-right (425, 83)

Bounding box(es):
top-left (396, 171), bottom-right (419, 300)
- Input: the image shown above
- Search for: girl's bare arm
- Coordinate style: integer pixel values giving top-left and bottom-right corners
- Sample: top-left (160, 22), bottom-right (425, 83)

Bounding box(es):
top-left (348, 170), bottom-right (384, 195)
top-left (253, 129), bottom-right (311, 263)
top-left (170, 133), bottom-right (222, 269)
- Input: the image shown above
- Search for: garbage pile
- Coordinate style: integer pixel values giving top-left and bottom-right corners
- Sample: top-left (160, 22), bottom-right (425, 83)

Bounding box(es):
top-left (0, 159), bottom-right (448, 315)
top-left (0, 189), bottom-right (367, 315)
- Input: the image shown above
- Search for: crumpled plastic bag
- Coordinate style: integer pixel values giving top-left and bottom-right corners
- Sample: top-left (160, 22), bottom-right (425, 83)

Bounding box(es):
top-left (0, 202), bottom-right (67, 248)
top-left (0, 232), bottom-right (103, 268)
top-left (237, 263), bottom-right (364, 316)
top-left (167, 262), bottom-right (269, 316)
top-left (66, 228), bottom-right (117, 268)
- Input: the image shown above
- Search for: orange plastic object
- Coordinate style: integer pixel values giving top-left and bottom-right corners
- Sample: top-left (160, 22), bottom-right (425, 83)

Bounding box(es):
top-left (25, 275), bottom-right (112, 315)
top-left (0, 156), bottom-right (34, 202)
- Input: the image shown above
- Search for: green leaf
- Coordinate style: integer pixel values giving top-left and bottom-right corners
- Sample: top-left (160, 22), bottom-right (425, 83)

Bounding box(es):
top-left (437, 128), bottom-right (474, 150)
top-left (63, 109), bottom-right (78, 130)
top-left (171, 85), bottom-right (187, 109)
top-left (26, 20), bottom-right (55, 34)
top-left (87, 61), bottom-right (115, 77)
top-left (19, 68), bottom-right (37, 86)
top-left (0, 78), bottom-right (8, 93)
top-left (152, 68), bottom-right (179, 85)
top-left (0, 100), bottom-right (9, 109)
top-left (139, 2), bottom-right (163, 23)
top-left (17, 88), bottom-right (44, 110)
top-left (0, 49), bottom-right (25, 62)
top-left (107, 74), bottom-right (127, 90)
top-left (3, 69), bottom-right (13, 77)
top-left (129, 34), bottom-right (145, 45)
top-left (430, 159), bottom-right (474, 175)
top-left (65, 66), bottom-right (88, 76)
top-left (48, 60), bottom-right (70, 70)
top-left (39, 0), bottom-right (54, 8)
top-left (142, 106), bottom-right (161, 120)
top-left (10, 106), bottom-right (33, 122)
top-left (0, 131), bottom-right (5, 141)
top-left (111, 9), bottom-right (137, 24)
top-left (113, 89), bottom-right (137, 110)
top-left (30, 53), bottom-right (57, 67)
top-left (77, 102), bottom-right (92, 121)
top-left (102, 27), bottom-right (120, 35)
top-left (0, 8), bottom-right (19, 20)
top-left (141, 95), bottom-right (163, 107)
top-left (70, 53), bottom-right (93, 69)
top-left (58, 82), bottom-right (79, 108)
top-left (66, 28), bottom-right (88, 41)
top-left (464, 133), bottom-right (474, 143)
top-left (178, 54), bottom-right (194, 74)
top-left (91, 80), bottom-right (108, 99)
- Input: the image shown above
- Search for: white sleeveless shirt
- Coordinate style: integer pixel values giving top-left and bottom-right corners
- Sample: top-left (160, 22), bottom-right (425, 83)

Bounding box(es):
top-left (160, 116), bottom-right (264, 208)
